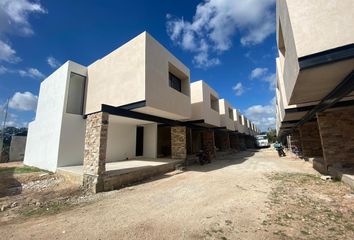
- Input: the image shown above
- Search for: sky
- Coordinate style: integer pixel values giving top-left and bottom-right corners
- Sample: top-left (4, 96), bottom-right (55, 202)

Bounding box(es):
top-left (0, 0), bottom-right (277, 131)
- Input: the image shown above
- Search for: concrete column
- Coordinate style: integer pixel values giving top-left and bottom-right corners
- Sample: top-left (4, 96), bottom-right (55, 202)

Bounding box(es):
top-left (171, 126), bottom-right (187, 159)
top-left (317, 107), bottom-right (354, 171)
top-left (83, 112), bottom-right (109, 193)
top-left (299, 121), bottom-right (323, 158)
top-left (202, 130), bottom-right (216, 160)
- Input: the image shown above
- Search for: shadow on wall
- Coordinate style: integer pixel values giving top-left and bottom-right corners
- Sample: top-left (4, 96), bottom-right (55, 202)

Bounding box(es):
top-left (0, 167), bottom-right (22, 198)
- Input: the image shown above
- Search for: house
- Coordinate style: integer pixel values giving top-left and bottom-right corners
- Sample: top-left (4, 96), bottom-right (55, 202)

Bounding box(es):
top-left (24, 32), bottom-right (260, 193)
top-left (275, 0), bottom-right (354, 175)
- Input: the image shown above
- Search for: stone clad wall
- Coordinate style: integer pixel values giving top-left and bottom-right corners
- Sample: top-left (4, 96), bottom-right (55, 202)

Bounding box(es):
top-left (171, 126), bottom-right (187, 159)
top-left (289, 129), bottom-right (302, 151)
top-left (317, 107), bottom-right (354, 169)
top-left (299, 121), bottom-right (323, 158)
top-left (215, 132), bottom-right (231, 150)
top-left (239, 135), bottom-right (247, 150)
top-left (230, 134), bottom-right (240, 151)
top-left (202, 130), bottom-right (216, 160)
top-left (83, 112), bottom-right (109, 193)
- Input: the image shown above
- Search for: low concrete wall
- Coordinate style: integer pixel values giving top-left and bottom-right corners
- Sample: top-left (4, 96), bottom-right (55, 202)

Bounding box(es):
top-left (103, 160), bottom-right (183, 191)
top-left (9, 136), bottom-right (27, 162)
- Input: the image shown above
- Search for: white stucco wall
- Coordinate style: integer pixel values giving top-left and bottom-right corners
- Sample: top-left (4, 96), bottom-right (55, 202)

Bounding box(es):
top-left (219, 99), bottom-right (235, 131)
top-left (106, 122), bottom-right (157, 161)
top-left (85, 33), bottom-right (146, 114)
top-left (143, 123), bottom-right (157, 158)
top-left (233, 109), bottom-right (243, 133)
top-left (145, 33), bottom-right (191, 120)
top-left (85, 32), bottom-right (191, 120)
top-left (190, 80), bottom-right (221, 127)
top-left (106, 123), bottom-right (137, 162)
top-left (24, 61), bottom-right (87, 172)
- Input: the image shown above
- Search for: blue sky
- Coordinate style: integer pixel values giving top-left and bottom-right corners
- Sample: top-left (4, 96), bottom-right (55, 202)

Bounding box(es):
top-left (0, 0), bottom-right (277, 131)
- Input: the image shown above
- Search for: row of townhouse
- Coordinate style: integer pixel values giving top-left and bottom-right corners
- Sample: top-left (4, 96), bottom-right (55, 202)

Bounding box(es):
top-left (24, 32), bottom-right (260, 192)
top-left (275, 0), bottom-right (354, 178)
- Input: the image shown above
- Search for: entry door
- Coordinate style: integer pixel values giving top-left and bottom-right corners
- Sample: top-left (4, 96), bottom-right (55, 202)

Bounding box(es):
top-left (136, 126), bottom-right (144, 156)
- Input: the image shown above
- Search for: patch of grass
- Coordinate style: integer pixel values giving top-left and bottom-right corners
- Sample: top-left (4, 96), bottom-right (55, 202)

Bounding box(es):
top-left (0, 166), bottom-right (46, 175)
top-left (19, 202), bottom-right (71, 217)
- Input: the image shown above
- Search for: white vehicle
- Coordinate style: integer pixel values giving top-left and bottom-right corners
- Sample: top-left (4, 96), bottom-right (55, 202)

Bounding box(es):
top-left (255, 135), bottom-right (270, 148)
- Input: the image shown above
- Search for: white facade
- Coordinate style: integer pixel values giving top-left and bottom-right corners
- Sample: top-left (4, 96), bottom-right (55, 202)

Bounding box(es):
top-left (219, 99), bottom-right (235, 131)
top-left (24, 32), bottom-right (259, 172)
top-left (190, 80), bottom-right (221, 127)
top-left (24, 61), bottom-right (87, 172)
top-left (86, 32), bottom-right (191, 120)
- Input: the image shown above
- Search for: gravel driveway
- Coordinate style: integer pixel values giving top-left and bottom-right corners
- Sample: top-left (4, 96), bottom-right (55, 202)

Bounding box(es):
top-left (0, 149), bottom-right (323, 240)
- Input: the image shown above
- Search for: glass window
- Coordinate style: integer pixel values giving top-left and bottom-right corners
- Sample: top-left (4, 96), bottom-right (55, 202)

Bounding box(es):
top-left (169, 72), bottom-right (182, 92)
top-left (66, 72), bottom-right (86, 115)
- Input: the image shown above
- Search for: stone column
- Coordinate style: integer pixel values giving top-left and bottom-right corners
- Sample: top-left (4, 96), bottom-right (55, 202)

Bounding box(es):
top-left (299, 121), bottom-right (323, 158)
top-left (215, 132), bottom-right (231, 150)
top-left (171, 126), bottom-right (187, 159)
top-left (230, 134), bottom-right (240, 151)
top-left (202, 130), bottom-right (216, 160)
top-left (239, 135), bottom-right (247, 150)
top-left (289, 128), bottom-right (302, 152)
top-left (83, 112), bottom-right (109, 193)
top-left (317, 107), bottom-right (354, 171)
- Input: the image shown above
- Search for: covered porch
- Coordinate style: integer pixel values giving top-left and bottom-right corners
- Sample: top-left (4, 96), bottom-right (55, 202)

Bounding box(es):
top-left (58, 158), bottom-right (183, 190)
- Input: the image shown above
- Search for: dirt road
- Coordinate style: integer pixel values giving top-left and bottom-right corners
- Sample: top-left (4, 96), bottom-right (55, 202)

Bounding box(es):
top-left (1, 149), bottom-right (353, 240)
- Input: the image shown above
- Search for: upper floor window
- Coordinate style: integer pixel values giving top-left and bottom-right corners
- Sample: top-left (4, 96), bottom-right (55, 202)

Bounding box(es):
top-left (228, 108), bottom-right (233, 120)
top-left (210, 94), bottom-right (219, 112)
top-left (239, 115), bottom-right (242, 123)
top-left (66, 72), bottom-right (86, 115)
top-left (169, 72), bottom-right (182, 92)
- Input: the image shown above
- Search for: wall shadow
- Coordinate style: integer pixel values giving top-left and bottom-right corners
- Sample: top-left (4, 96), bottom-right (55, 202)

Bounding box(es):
top-left (186, 149), bottom-right (259, 173)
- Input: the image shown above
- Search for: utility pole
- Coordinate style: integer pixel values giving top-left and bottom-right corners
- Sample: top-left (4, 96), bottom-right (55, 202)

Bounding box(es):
top-left (0, 98), bottom-right (9, 162)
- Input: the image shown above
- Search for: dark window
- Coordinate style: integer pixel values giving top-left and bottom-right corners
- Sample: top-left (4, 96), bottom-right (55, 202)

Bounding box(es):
top-left (169, 72), bottom-right (182, 92)
top-left (228, 108), bottom-right (233, 120)
top-left (210, 94), bottom-right (219, 112)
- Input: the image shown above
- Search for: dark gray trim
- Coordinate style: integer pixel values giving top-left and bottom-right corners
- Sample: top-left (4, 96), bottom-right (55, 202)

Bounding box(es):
top-left (101, 104), bottom-right (180, 125)
top-left (299, 44), bottom-right (354, 70)
top-left (295, 70), bottom-right (354, 127)
top-left (284, 99), bottom-right (354, 114)
top-left (118, 100), bottom-right (146, 110)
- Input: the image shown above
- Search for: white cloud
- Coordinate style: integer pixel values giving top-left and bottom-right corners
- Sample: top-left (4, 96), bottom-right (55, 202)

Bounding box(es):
top-left (8, 91), bottom-right (38, 111)
top-left (166, 0), bottom-right (275, 68)
top-left (0, 65), bottom-right (8, 74)
top-left (0, 40), bottom-right (21, 63)
top-left (245, 98), bottom-right (276, 131)
top-left (250, 67), bottom-right (268, 79)
top-left (263, 73), bottom-right (276, 90)
top-left (232, 82), bottom-right (244, 96)
top-left (47, 56), bottom-right (60, 68)
top-left (249, 67), bottom-right (275, 90)
top-left (0, 0), bottom-right (46, 36)
top-left (19, 67), bottom-right (45, 79)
